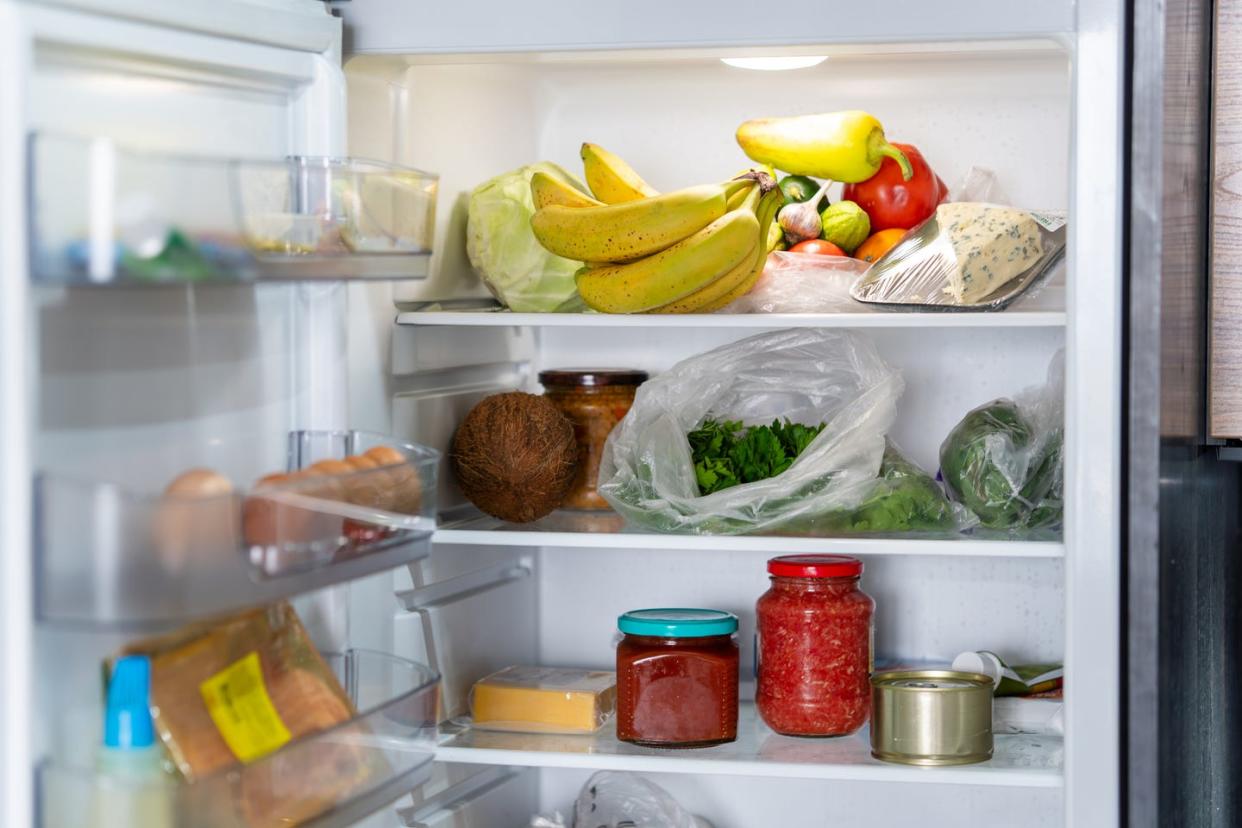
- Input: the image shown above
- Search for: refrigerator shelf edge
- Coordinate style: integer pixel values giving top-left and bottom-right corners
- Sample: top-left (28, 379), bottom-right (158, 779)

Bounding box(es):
top-left (39, 649), bottom-right (441, 828)
top-left (395, 308), bottom-right (1067, 330)
top-left (435, 702), bottom-right (1063, 788)
top-left (35, 430), bottom-right (439, 629)
top-left (28, 133), bottom-right (438, 285)
top-left (432, 511), bottom-right (1064, 557)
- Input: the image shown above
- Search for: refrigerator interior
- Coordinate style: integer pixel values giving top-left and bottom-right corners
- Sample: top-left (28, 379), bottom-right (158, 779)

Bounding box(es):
top-left (342, 43), bottom-right (1076, 825)
top-left (4, 2), bottom-right (1124, 825)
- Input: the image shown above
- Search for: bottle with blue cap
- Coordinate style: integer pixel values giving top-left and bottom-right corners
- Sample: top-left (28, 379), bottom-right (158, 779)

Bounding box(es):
top-left (92, 655), bottom-right (172, 828)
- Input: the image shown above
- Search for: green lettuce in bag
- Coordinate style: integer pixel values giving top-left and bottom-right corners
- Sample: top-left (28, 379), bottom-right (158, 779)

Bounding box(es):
top-left (466, 162), bottom-right (583, 312)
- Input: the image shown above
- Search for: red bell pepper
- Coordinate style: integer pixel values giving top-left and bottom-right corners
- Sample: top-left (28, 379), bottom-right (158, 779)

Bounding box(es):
top-left (842, 142), bottom-right (947, 232)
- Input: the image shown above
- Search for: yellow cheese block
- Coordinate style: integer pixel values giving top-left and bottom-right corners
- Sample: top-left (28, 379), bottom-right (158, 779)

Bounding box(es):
top-left (471, 666), bottom-right (616, 734)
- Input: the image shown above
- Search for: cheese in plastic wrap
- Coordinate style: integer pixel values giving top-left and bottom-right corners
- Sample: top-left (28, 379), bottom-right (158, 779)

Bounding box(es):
top-left (851, 201), bottom-right (1066, 311)
top-left (471, 666), bottom-right (616, 734)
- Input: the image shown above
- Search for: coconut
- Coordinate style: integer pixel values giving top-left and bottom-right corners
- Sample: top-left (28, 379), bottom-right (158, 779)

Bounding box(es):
top-left (451, 391), bottom-right (578, 523)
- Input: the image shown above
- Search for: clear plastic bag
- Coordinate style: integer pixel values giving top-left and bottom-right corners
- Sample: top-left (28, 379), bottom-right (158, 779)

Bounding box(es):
top-left (597, 329), bottom-right (903, 535)
top-left (851, 202), bottom-right (1066, 311)
top-left (779, 441), bottom-right (972, 535)
top-left (719, 251), bottom-right (870, 314)
top-left (938, 351), bottom-right (1064, 530)
top-left (570, 772), bottom-right (709, 828)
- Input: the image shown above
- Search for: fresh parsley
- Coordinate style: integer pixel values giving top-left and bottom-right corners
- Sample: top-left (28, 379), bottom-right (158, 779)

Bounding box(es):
top-left (688, 418), bottom-right (827, 495)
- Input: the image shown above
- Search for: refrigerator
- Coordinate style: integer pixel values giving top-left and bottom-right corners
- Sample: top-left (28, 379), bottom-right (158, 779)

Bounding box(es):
top-left (0, 0), bottom-right (1181, 825)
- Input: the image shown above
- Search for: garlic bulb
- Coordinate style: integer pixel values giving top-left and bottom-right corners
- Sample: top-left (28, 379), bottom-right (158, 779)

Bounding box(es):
top-left (777, 179), bottom-right (832, 244)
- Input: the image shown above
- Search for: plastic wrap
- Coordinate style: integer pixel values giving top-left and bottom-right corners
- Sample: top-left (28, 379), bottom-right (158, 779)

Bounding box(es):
top-left (851, 202), bottom-right (1066, 311)
top-left (939, 351), bottom-right (1065, 530)
top-left (719, 251), bottom-right (871, 314)
top-left (781, 441), bottom-right (971, 535)
top-left (597, 329), bottom-right (903, 535)
top-left (469, 666), bottom-right (616, 734)
top-left (117, 603), bottom-right (359, 781)
top-left (571, 772), bottom-right (709, 828)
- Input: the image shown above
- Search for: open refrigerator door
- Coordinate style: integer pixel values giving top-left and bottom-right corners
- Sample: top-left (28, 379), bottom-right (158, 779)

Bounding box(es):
top-left (1, 0), bottom-right (1126, 826)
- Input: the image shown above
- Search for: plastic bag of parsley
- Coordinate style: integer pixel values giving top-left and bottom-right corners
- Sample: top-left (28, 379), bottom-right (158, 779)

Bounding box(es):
top-left (938, 350), bottom-right (1064, 532)
top-left (597, 328), bottom-right (904, 535)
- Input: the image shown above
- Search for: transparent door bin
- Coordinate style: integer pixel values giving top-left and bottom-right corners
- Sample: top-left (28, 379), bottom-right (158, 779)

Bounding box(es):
top-left (29, 133), bottom-right (438, 285)
top-left (36, 430), bottom-right (440, 627)
top-left (40, 650), bottom-right (441, 828)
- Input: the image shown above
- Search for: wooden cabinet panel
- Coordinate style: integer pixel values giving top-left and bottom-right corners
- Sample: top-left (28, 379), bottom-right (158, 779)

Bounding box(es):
top-left (1211, 0), bottom-right (1242, 437)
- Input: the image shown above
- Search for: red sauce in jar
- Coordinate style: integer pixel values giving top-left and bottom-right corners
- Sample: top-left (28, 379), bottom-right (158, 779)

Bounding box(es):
top-left (615, 609), bottom-right (739, 748)
top-left (756, 555), bottom-right (874, 737)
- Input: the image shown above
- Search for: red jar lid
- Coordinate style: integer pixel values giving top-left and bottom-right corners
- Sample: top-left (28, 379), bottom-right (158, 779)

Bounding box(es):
top-left (767, 555), bottom-right (863, 578)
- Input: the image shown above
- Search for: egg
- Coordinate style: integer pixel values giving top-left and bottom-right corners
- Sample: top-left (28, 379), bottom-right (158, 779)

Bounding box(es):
top-left (163, 467), bottom-right (234, 498)
top-left (243, 469), bottom-right (339, 554)
top-left (152, 468), bottom-right (238, 572)
top-left (363, 445), bottom-right (423, 515)
top-left (342, 454), bottom-right (393, 511)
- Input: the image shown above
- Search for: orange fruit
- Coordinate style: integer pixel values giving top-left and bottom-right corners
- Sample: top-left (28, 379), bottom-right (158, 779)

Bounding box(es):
top-left (854, 228), bottom-right (908, 263)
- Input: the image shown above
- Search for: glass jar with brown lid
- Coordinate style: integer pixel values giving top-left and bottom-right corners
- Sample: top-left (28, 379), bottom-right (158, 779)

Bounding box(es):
top-left (539, 369), bottom-right (647, 511)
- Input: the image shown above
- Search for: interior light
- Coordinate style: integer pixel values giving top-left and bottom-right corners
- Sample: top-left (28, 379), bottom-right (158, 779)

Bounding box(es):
top-left (721, 56), bottom-right (828, 71)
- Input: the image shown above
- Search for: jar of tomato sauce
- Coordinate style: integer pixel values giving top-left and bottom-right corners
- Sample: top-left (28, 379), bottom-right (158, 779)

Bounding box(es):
top-left (616, 609), bottom-right (739, 748)
top-left (539, 369), bottom-right (648, 511)
top-left (756, 555), bottom-right (874, 737)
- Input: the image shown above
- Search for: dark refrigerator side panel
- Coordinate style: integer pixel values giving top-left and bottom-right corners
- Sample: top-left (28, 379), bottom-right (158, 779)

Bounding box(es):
top-left (1129, 0), bottom-right (1242, 825)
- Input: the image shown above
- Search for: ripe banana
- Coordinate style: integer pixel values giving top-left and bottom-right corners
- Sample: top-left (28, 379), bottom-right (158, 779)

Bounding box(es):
top-left (530, 171), bottom-right (604, 209)
top-left (531, 179), bottom-right (753, 264)
top-left (581, 142), bottom-right (659, 203)
top-left (652, 186), bottom-right (784, 314)
top-left (576, 205), bottom-right (760, 313)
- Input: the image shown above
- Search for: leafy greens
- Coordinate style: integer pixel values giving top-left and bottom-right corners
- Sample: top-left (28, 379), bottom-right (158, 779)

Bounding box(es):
top-left (688, 418), bottom-right (826, 495)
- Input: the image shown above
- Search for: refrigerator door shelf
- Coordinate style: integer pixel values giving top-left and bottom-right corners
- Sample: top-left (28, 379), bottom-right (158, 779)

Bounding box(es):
top-left (39, 649), bottom-right (440, 828)
top-left (29, 133), bottom-right (438, 286)
top-left (35, 430), bottom-right (439, 629)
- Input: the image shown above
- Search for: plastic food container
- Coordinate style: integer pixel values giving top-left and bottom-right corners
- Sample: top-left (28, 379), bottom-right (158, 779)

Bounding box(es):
top-left (237, 157), bottom-right (438, 263)
top-left (755, 555), bottom-right (874, 737)
top-left (539, 369), bottom-right (648, 511)
top-left (870, 669), bottom-right (994, 765)
top-left (28, 133), bottom-right (438, 284)
top-left (36, 430), bottom-right (439, 627)
top-left (615, 608), bottom-right (739, 748)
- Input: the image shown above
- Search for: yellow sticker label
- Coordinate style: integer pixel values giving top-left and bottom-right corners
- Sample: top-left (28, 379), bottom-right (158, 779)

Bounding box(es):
top-left (199, 652), bottom-right (291, 764)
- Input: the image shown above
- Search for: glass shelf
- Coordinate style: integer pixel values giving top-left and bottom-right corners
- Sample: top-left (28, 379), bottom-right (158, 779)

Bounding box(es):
top-left (437, 702), bottom-right (1063, 788)
top-left (433, 509), bottom-right (1065, 558)
top-left (36, 430), bottom-right (439, 628)
top-left (29, 133), bottom-right (438, 285)
top-left (40, 649), bottom-right (440, 828)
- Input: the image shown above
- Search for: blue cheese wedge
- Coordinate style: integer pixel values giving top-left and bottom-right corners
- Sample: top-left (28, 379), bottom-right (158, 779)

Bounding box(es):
top-left (937, 203), bottom-right (1044, 304)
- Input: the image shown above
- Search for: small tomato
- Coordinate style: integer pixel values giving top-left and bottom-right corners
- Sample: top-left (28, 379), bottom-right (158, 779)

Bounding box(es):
top-left (789, 239), bottom-right (847, 256)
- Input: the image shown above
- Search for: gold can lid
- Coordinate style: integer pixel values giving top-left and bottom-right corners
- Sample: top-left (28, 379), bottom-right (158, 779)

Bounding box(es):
top-left (871, 669), bottom-right (993, 691)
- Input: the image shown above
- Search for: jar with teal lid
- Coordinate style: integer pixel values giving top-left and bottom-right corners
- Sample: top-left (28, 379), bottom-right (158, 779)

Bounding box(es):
top-left (615, 608), bottom-right (739, 747)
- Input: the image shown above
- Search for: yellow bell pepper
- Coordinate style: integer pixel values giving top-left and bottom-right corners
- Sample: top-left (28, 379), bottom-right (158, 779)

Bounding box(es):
top-left (736, 110), bottom-right (913, 183)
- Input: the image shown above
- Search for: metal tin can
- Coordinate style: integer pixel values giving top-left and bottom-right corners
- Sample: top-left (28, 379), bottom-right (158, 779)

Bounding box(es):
top-left (870, 670), bottom-right (993, 766)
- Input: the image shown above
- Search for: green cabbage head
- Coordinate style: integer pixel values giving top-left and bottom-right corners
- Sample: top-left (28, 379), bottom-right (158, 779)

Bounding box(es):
top-left (466, 162), bottom-right (584, 312)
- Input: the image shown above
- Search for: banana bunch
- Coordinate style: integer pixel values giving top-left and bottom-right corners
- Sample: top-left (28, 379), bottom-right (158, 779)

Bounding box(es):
top-left (528, 144), bottom-right (781, 314)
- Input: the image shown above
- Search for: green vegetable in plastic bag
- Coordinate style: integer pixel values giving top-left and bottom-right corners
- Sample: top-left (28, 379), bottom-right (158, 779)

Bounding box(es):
top-left (939, 400), bottom-right (1063, 530)
top-left (466, 162), bottom-right (584, 312)
top-left (826, 443), bottom-right (960, 532)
